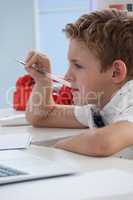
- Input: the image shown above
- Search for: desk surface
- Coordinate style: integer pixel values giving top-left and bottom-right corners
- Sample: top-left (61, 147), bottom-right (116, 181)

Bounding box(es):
top-left (0, 145), bottom-right (133, 200)
top-left (0, 109), bottom-right (133, 199)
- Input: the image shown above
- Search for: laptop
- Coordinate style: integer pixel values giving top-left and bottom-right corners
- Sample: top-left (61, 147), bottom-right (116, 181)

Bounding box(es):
top-left (0, 150), bottom-right (77, 185)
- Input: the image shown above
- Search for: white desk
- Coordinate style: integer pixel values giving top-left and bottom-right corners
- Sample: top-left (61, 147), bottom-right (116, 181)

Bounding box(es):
top-left (0, 109), bottom-right (133, 199)
top-left (0, 145), bottom-right (133, 200)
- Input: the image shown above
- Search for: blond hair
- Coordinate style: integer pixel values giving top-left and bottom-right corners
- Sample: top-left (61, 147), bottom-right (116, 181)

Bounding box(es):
top-left (64, 9), bottom-right (133, 79)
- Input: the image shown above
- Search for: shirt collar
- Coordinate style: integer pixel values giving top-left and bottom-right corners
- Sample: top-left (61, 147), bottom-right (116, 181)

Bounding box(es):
top-left (101, 80), bottom-right (133, 121)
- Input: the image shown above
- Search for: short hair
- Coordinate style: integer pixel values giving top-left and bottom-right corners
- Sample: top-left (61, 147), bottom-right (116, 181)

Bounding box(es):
top-left (64, 9), bottom-right (133, 79)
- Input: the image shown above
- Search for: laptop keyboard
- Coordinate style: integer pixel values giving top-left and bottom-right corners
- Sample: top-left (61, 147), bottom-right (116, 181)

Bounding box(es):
top-left (0, 165), bottom-right (27, 177)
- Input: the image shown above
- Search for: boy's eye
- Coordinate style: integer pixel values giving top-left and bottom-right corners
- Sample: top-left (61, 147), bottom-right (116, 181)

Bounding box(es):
top-left (74, 63), bottom-right (83, 69)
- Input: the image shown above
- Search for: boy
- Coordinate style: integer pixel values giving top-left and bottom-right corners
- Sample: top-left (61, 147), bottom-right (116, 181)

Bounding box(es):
top-left (25, 9), bottom-right (133, 157)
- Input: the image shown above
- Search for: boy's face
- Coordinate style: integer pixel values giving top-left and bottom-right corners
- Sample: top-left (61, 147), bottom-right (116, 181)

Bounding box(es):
top-left (65, 39), bottom-right (115, 107)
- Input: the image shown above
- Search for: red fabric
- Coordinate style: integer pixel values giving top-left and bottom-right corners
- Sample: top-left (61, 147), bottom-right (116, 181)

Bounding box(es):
top-left (16, 75), bottom-right (35, 87)
top-left (13, 86), bottom-right (32, 111)
top-left (13, 74), bottom-right (73, 111)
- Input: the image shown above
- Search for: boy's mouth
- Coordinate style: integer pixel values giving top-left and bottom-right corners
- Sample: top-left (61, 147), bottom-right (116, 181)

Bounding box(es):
top-left (71, 88), bottom-right (79, 92)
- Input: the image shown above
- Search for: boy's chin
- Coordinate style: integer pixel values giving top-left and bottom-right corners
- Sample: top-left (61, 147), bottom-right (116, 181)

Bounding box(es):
top-left (73, 96), bottom-right (99, 106)
top-left (73, 98), bottom-right (94, 105)
top-left (72, 90), bottom-right (101, 105)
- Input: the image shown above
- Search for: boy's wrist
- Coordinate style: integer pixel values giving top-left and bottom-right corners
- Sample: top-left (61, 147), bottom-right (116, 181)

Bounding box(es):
top-left (35, 80), bottom-right (53, 88)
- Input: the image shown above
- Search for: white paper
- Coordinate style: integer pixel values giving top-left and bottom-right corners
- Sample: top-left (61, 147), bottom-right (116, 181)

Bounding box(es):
top-left (0, 133), bottom-right (32, 150)
top-left (0, 114), bottom-right (29, 126)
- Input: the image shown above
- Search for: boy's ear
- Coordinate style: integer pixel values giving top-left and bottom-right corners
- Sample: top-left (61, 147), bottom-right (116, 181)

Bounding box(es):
top-left (111, 60), bottom-right (127, 83)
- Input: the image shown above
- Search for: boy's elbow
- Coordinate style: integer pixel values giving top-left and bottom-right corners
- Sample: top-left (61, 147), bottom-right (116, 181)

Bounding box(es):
top-left (26, 112), bottom-right (43, 127)
top-left (94, 142), bottom-right (114, 157)
top-left (90, 133), bottom-right (116, 157)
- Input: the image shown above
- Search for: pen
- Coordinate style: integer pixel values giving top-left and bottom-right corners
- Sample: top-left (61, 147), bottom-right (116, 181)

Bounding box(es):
top-left (16, 60), bottom-right (71, 88)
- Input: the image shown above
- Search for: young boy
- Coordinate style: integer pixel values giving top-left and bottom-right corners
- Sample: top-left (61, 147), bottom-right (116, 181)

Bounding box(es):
top-left (25, 9), bottom-right (133, 157)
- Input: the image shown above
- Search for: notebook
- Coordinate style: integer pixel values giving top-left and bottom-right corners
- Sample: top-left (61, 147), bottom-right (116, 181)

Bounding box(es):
top-left (0, 133), bottom-right (31, 150)
top-left (0, 114), bottom-right (29, 126)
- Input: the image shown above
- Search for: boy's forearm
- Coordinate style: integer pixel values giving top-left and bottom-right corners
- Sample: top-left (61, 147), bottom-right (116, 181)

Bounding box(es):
top-left (55, 121), bottom-right (133, 156)
top-left (55, 128), bottom-right (108, 156)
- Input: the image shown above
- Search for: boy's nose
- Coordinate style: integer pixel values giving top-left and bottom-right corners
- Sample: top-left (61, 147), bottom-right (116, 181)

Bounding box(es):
top-left (64, 70), bottom-right (74, 83)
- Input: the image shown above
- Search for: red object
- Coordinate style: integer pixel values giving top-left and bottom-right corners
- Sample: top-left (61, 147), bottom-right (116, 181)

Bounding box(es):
top-left (16, 74), bottom-right (35, 87)
top-left (13, 86), bottom-right (32, 111)
top-left (109, 4), bottom-right (125, 10)
top-left (13, 74), bottom-right (73, 111)
top-left (58, 85), bottom-right (73, 105)
top-left (13, 75), bottom-right (35, 110)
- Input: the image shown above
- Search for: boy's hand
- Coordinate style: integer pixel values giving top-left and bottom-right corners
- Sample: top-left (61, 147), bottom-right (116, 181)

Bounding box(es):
top-left (25, 50), bottom-right (52, 85)
top-left (54, 133), bottom-right (92, 155)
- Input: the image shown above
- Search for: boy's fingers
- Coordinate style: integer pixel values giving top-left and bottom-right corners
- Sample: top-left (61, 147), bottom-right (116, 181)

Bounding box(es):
top-left (25, 52), bottom-right (50, 71)
top-left (25, 53), bottom-right (38, 68)
top-left (37, 54), bottom-right (50, 69)
top-left (26, 67), bottom-right (44, 79)
top-left (54, 140), bottom-right (67, 149)
top-left (24, 50), bottom-right (36, 63)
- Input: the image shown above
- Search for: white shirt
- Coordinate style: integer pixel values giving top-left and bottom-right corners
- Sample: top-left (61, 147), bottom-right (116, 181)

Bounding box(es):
top-left (101, 80), bottom-right (133, 125)
top-left (74, 80), bottom-right (133, 159)
top-left (74, 80), bottom-right (133, 127)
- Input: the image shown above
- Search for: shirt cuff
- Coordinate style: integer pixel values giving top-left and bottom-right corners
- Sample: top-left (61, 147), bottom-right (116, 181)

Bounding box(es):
top-left (74, 104), bottom-right (96, 128)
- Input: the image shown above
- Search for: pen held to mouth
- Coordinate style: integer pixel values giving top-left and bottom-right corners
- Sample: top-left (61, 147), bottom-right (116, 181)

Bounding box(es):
top-left (16, 60), bottom-right (71, 88)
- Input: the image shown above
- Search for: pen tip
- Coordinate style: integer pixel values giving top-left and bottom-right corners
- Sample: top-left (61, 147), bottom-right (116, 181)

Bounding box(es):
top-left (16, 59), bottom-right (25, 65)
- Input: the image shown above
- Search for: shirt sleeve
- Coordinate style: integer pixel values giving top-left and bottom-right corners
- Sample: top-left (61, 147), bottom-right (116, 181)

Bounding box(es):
top-left (74, 104), bottom-right (96, 128)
